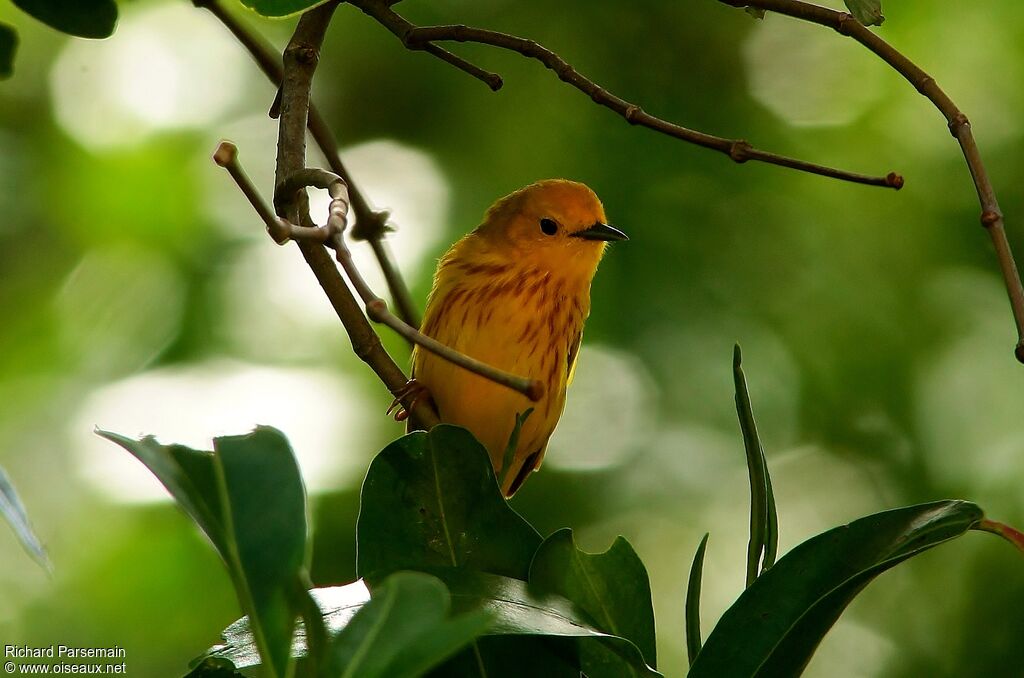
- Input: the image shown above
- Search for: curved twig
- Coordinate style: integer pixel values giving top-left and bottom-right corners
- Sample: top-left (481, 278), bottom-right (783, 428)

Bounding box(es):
top-left (267, 3), bottom-right (440, 427)
top-left (194, 0), bottom-right (422, 329)
top-left (217, 142), bottom-right (543, 403)
top-left (346, 0), bottom-right (903, 190)
top-left (277, 167), bottom-right (545, 402)
top-left (723, 0), bottom-right (1024, 362)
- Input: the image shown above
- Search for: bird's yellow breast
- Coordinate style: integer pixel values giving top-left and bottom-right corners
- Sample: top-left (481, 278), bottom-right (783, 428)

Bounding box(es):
top-left (412, 253), bottom-right (590, 496)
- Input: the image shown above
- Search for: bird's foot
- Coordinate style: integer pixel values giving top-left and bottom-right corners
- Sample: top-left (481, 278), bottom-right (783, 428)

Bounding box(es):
top-left (387, 379), bottom-right (430, 422)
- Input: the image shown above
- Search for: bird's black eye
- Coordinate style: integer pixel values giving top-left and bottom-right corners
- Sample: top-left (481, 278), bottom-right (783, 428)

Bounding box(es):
top-left (540, 218), bottom-right (558, 236)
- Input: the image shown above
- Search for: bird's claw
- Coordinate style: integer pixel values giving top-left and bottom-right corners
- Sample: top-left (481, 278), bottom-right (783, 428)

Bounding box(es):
top-left (388, 379), bottom-right (429, 422)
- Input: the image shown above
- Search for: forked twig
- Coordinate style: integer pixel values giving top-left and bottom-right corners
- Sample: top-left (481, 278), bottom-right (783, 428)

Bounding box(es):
top-left (346, 0), bottom-right (903, 190)
top-left (723, 0), bottom-right (1024, 362)
top-left (216, 142), bottom-right (543, 403)
top-left (194, 0), bottom-right (422, 329)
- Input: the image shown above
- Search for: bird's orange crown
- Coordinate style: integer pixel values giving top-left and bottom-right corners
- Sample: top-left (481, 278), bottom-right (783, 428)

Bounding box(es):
top-left (461, 179), bottom-right (626, 279)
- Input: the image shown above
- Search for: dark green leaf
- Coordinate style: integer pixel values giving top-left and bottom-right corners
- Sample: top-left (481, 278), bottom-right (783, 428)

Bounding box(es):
top-left (0, 24), bottom-right (16, 80)
top-left (102, 427), bottom-right (309, 678)
top-left (435, 568), bottom-right (661, 678)
top-left (685, 533), bottom-right (709, 665)
top-left (196, 580), bottom-right (373, 672)
top-left (689, 500), bottom-right (984, 677)
top-left (325, 572), bottom-right (491, 678)
top-left (11, 0), bottom-right (117, 39)
top-left (197, 571), bottom-right (660, 678)
top-left (435, 635), bottom-right (580, 678)
top-left (844, 0), bottom-right (884, 26)
top-left (734, 344), bottom-right (777, 586)
top-left (296, 585), bottom-right (329, 674)
top-left (98, 431), bottom-right (227, 554)
top-left (185, 657), bottom-right (245, 677)
top-left (240, 0), bottom-right (330, 19)
top-left (0, 465), bottom-right (50, 571)
top-left (214, 427), bottom-right (308, 678)
top-left (764, 465), bottom-right (778, 570)
top-left (356, 425), bottom-right (541, 581)
top-left (529, 528), bottom-right (657, 669)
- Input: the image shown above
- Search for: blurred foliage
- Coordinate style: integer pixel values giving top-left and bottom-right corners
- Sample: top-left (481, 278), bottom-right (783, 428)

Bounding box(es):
top-left (1, 0), bottom-right (1023, 676)
top-left (0, 465), bottom-right (50, 570)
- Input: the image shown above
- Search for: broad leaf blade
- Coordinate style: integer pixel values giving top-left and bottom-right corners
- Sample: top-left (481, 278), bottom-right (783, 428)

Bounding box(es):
top-left (214, 427), bottom-right (308, 678)
top-left (529, 529), bottom-right (657, 669)
top-left (196, 581), bottom-right (374, 672)
top-left (0, 465), bottom-right (50, 571)
top-left (326, 572), bottom-right (491, 678)
top-left (436, 568), bottom-right (661, 678)
top-left (356, 425), bottom-right (541, 581)
top-left (240, 0), bottom-right (332, 18)
top-left (11, 0), bottom-right (117, 38)
top-left (844, 0), bottom-right (884, 26)
top-left (0, 24), bottom-right (16, 79)
top-left (689, 500), bottom-right (984, 677)
top-left (196, 571), bottom-right (660, 677)
top-left (98, 431), bottom-right (227, 555)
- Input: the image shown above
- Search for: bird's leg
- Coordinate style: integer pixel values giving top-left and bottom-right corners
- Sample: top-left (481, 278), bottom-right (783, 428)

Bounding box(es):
top-left (387, 379), bottom-right (431, 422)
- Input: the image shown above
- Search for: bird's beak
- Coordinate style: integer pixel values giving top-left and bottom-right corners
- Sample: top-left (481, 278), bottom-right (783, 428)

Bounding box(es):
top-left (570, 222), bottom-right (629, 242)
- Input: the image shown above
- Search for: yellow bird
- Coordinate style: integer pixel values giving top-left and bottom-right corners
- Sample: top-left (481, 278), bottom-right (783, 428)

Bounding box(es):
top-left (411, 179), bottom-right (627, 496)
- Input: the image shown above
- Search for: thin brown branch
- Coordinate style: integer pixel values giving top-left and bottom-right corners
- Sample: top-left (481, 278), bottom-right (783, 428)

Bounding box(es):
top-left (420, 41), bottom-right (503, 91)
top-left (346, 0), bottom-right (903, 190)
top-left (214, 141), bottom-right (438, 427)
top-left (723, 0), bottom-right (1024, 362)
top-left (195, 0), bottom-right (421, 329)
top-left (276, 166), bottom-right (545, 402)
top-left (267, 3), bottom-right (440, 428)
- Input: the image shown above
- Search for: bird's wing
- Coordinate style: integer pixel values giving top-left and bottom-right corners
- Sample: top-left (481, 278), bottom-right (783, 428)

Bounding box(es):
top-left (566, 328), bottom-right (583, 387)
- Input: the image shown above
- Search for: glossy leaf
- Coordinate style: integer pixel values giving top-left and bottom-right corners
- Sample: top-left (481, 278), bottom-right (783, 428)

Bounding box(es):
top-left (326, 572), bottom-right (491, 678)
top-left (193, 571), bottom-right (658, 677)
top-left (356, 425), bottom-right (541, 581)
top-left (844, 0), bottom-right (884, 26)
top-left (102, 427), bottom-right (309, 678)
top-left (689, 501), bottom-right (984, 677)
top-left (0, 24), bottom-right (16, 80)
top-left (11, 0), bottom-right (117, 38)
top-left (215, 428), bottom-right (308, 678)
top-left (0, 465), bottom-right (50, 571)
top-left (240, 0), bottom-right (331, 18)
top-left (438, 635), bottom-right (580, 677)
top-left (529, 528), bottom-right (657, 669)
top-left (685, 533), bottom-right (709, 665)
top-left (734, 344), bottom-right (777, 586)
top-left (434, 568), bottom-right (661, 678)
top-left (195, 580), bottom-right (374, 672)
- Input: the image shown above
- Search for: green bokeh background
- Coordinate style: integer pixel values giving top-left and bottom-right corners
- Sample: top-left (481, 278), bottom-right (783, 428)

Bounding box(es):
top-left (1, 1), bottom-right (1022, 676)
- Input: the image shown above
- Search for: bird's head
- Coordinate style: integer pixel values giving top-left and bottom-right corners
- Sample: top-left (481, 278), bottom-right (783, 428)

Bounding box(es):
top-left (474, 179), bottom-right (627, 277)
